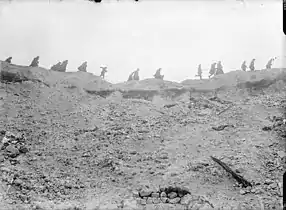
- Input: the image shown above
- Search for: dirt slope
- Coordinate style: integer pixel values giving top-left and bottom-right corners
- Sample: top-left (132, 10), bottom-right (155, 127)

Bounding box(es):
top-left (0, 63), bottom-right (285, 210)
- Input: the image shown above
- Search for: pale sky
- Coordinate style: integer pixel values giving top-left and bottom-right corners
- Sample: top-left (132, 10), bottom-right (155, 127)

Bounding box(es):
top-left (0, 0), bottom-right (284, 83)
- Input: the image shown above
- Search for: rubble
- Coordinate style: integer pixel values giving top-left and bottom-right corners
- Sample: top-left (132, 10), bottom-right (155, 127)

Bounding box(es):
top-left (0, 63), bottom-right (285, 209)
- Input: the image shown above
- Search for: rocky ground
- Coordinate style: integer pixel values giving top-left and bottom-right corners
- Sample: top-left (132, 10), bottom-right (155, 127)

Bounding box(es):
top-left (0, 62), bottom-right (285, 210)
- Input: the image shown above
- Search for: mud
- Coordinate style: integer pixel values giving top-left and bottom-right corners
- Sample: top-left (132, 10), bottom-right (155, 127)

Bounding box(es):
top-left (0, 62), bottom-right (285, 210)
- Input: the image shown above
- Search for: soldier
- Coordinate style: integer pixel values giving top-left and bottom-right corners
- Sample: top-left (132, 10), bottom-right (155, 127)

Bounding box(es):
top-left (5, 57), bottom-right (12, 64)
top-left (100, 65), bottom-right (108, 79)
top-left (266, 58), bottom-right (274, 69)
top-left (196, 64), bottom-right (202, 80)
top-left (51, 62), bottom-right (62, 71)
top-left (29, 56), bottom-right (40, 67)
top-left (241, 61), bottom-right (247, 71)
top-left (249, 59), bottom-right (255, 71)
top-left (154, 68), bottom-right (164, 79)
top-left (78, 61), bottom-right (87, 72)
top-left (209, 62), bottom-right (216, 78)
top-left (59, 60), bottom-right (68, 72)
top-left (215, 61), bottom-right (224, 75)
top-left (127, 71), bottom-right (134, 81)
top-left (133, 68), bottom-right (140, 81)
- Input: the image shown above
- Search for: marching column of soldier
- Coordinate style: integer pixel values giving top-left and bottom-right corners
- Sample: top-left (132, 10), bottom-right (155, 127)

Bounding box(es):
top-left (2, 56), bottom-right (278, 82)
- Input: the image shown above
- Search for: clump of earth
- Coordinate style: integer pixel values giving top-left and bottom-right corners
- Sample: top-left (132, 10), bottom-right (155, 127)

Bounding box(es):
top-left (0, 61), bottom-right (285, 209)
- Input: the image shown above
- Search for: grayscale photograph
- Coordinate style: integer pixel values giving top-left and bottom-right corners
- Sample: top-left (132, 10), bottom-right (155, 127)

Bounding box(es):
top-left (0, 0), bottom-right (285, 209)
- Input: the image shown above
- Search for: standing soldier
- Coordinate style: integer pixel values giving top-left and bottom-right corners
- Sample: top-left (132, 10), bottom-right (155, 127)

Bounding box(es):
top-left (196, 64), bottom-right (202, 80)
top-left (5, 57), bottom-right (12, 64)
top-left (249, 59), bottom-right (255, 71)
top-left (266, 58), bottom-right (274, 69)
top-left (133, 68), bottom-right (140, 81)
top-left (78, 61), bottom-right (87, 72)
top-left (216, 61), bottom-right (224, 75)
top-left (209, 62), bottom-right (216, 78)
top-left (100, 65), bottom-right (108, 79)
top-left (29, 56), bottom-right (40, 67)
top-left (241, 61), bottom-right (247, 71)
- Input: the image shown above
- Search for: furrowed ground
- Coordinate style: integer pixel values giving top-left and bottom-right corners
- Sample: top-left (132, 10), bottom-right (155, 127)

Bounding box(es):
top-left (0, 62), bottom-right (285, 210)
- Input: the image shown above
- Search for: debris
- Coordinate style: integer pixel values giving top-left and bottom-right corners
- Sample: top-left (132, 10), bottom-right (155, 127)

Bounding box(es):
top-left (163, 104), bottom-right (177, 108)
top-left (210, 156), bottom-right (252, 188)
top-left (212, 124), bottom-right (234, 131)
top-left (217, 104), bottom-right (234, 116)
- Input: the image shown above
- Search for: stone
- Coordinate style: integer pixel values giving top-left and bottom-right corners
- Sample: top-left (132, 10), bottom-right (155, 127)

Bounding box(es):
top-left (132, 191), bottom-right (139, 198)
top-left (54, 202), bottom-right (81, 210)
top-left (168, 192), bottom-right (177, 199)
top-left (239, 189), bottom-right (247, 195)
top-left (19, 146), bottom-right (29, 154)
top-left (151, 193), bottom-right (160, 198)
top-left (264, 179), bottom-right (273, 185)
top-left (129, 151), bottom-right (137, 155)
top-left (139, 189), bottom-right (153, 197)
top-left (146, 197), bottom-right (153, 204)
top-left (160, 192), bottom-right (167, 197)
top-left (32, 201), bottom-right (54, 210)
top-left (139, 199), bottom-right (147, 205)
top-left (97, 203), bottom-right (119, 210)
top-left (0, 154), bottom-right (5, 162)
top-left (168, 197), bottom-right (181, 204)
top-left (151, 198), bottom-right (160, 204)
top-left (5, 145), bottom-right (20, 157)
top-left (269, 183), bottom-right (277, 189)
top-left (277, 151), bottom-right (285, 158)
top-left (123, 198), bottom-right (138, 210)
top-left (180, 194), bottom-right (193, 205)
top-left (161, 197), bottom-right (168, 203)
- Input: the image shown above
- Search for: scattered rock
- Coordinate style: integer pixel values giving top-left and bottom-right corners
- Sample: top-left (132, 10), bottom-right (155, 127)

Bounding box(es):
top-left (151, 192), bottom-right (160, 198)
top-left (146, 197), bottom-right (153, 204)
top-left (123, 198), bottom-right (138, 209)
top-left (167, 192), bottom-right (177, 199)
top-left (5, 145), bottom-right (20, 157)
top-left (160, 192), bottom-right (167, 197)
top-left (180, 194), bottom-right (193, 205)
top-left (277, 151), bottom-right (285, 158)
top-left (168, 197), bottom-right (181, 204)
top-left (161, 197), bottom-right (168, 203)
top-left (264, 179), bottom-right (273, 185)
top-left (239, 189), bottom-right (247, 195)
top-left (0, 154), bottom-right (5, 162)
top-left (139, 189), bottom-right (153, 197)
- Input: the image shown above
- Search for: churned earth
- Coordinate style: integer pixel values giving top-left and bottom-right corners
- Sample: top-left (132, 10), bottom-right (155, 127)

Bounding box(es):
top-left (0, 61), bottom-right (285, 210)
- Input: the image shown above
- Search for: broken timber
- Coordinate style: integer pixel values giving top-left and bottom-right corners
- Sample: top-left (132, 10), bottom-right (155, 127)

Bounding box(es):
top-left (210, 156), bottom-right (252, 188)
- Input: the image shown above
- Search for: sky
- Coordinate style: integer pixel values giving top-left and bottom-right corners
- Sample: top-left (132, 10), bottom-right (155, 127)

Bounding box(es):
top-left (0, 0), bottom-right (284, 83)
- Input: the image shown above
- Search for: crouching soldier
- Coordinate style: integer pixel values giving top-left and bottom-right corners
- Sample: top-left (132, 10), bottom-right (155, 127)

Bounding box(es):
top-left (78, 61), bottom-right (87, 72)
top-left (5, 57), bottom-right (12, 64)
top-left (266, 58), bottom-right (274, 69)
top-left (29, 56), bottom-right (40, 67)
top-left (154, 68), bottom-right (164, 79)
